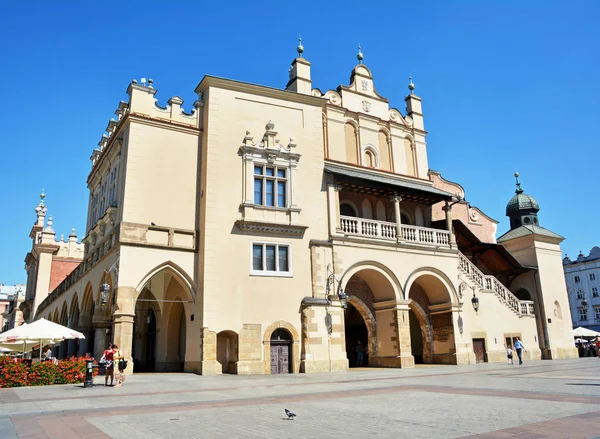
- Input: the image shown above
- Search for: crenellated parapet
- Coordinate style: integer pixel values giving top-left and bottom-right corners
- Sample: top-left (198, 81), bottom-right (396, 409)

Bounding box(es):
top-left (89, 78), bottom-right (201, 170)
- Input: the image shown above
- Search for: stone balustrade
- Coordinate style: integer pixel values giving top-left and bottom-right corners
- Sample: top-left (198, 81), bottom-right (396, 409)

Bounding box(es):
top-left (339, 215), bottom-right (451, 248)
top-left (458, 251), bottom-right (534, 317)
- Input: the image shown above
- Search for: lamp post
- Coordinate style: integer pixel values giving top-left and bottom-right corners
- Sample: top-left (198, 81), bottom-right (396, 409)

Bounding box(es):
top-left (471, 288), bottom-right (480, 313)
top-left (326, 264), bottom-right (348, 309)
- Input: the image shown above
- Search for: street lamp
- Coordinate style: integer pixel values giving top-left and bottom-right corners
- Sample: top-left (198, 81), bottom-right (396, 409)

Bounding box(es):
top-left (99, 271), bottom-right (110, 306)
top-left (581, 298), bottom-right (589, 312)
top-left (471, 290), bottom-right (480, 313)
top-left (326, 264), bottom-right (348, 309)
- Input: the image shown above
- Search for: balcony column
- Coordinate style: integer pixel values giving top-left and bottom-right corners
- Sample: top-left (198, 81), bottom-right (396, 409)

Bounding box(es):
top-left (391, 196), bottom-right (402, 242)
top-left (443, 201), bottom-right (457, 247)
top-left (327, 182), bottom-right (342, 236)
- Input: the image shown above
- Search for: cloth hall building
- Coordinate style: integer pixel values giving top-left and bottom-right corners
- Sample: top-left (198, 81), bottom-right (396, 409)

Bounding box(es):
top-left (22, 45), bottom-right (577, 374)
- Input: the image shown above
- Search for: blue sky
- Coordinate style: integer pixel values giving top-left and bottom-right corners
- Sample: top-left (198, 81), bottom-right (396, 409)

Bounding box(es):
top-left (1, 1), bottom-right (598, 285)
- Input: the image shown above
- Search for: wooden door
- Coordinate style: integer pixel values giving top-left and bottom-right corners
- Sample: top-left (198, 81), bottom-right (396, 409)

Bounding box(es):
top-left (473, 338), bottom-right (486, 363)
top-left (270, 343), bottom-right (290, 374)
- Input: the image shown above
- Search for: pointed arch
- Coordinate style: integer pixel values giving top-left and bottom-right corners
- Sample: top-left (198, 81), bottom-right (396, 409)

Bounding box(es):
top-left (361, 199), bottom-right (373, 219)
top-left (375, 200), bottom-right (387, 221)
top-left (59, 301), bottom-right (68, 326)
top-left (135, 261), bottom-right (196, 303)
top-left (378, 131), bottom-right (392, 171)
top-left (344, 122), bottom-right (359, 164)
top-left (347, 295), bottom-right (378, 359)
top-left (81, 283), bottom-right (94, 318)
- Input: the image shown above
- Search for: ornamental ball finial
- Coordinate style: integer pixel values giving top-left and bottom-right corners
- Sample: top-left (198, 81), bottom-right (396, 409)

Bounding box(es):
top-left (297, 36), bottom-right (304, 58)
top-left (408, 75), bottom-right (415, 93)
top-left (357, 44), bottom-right (364, 63)
top-left (514, 172), bottom-right (519, 178)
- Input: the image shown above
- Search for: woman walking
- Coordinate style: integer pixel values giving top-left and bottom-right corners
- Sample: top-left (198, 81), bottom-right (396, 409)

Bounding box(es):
top-left (100, 343), bottom-right (115, 386)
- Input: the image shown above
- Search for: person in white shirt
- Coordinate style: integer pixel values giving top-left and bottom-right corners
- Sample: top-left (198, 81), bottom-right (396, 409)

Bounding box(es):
top-left (504, 344), bottom-right (513, 365)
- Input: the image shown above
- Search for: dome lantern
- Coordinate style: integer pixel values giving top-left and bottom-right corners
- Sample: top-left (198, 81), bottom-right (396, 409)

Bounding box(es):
top-left (506, 172), bottom-right (540, 230)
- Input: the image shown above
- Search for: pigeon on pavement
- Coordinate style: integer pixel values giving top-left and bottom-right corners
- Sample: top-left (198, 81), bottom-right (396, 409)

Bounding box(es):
top-left (285, 408), bottom-right (297, 420)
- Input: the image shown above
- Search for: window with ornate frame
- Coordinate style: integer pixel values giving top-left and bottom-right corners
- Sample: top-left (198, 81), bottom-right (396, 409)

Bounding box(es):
top-left (239, 121), bottom-right (301, 219)
top-left (579, 308), bottom-right (588, 321)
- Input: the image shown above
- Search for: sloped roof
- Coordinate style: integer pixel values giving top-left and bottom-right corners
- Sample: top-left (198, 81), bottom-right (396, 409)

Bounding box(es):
top-left (497, 225), bottom-right (564, 243)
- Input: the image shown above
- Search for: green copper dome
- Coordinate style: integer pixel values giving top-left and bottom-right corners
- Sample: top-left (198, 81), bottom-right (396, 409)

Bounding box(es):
top-left (506, 192), bottom-right (539, 216)
top-left (505, 172), bottom-right (540, 230)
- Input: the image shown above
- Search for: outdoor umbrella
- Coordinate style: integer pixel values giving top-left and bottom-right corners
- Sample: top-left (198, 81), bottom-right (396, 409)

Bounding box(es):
top-left (0, 319), bottom-right (85, 359)
top-left (573, 327), bottom-right (600, 338)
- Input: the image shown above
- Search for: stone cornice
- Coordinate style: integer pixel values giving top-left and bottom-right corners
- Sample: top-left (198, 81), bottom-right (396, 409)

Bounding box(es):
top-left (234, 220), bottom-right (308, 237)
top-left (195, 75), bottom-right (327, 108)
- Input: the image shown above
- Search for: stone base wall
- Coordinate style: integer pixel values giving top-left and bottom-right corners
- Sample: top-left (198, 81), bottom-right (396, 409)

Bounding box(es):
top-left (487, 348), bottom-right (542, 363)
top-left (199, 359), bottom-right (222, 375)
top-left (236, 360), bottom-right (265, 375)
top-left (371, 355), bottom-right (415, 368)
top-left (431, 353), bottom-right (457, 365)
top-left (300, 358), bottom-right (348, 373)
top-left (551, 347), bottom-right (579, 360)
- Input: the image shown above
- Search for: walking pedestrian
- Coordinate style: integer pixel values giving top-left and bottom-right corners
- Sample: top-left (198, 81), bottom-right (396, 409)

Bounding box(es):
top-left (513, 337), bottom-right (526, 365)
top-left (100, 343), bottom-right (115, 386)
top-left (504, 344), bottom-right (513, 365)
top-left (355, 340), bottom-right (366, 367)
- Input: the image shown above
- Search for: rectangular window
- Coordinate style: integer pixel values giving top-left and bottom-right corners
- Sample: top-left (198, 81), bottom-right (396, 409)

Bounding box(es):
top-left (574, 276), bottom-right (581, 283)
top-left (595, 307), bottom-right (600, 320)
top-left (250, 243), bottom-right (291, 276)
top-left (252, 245), bottom-right (263, 271)
top-left (579, 308), bottom-right (588, 321)
top-left (254, 179), bottom-right (263, 205)
top-left (590, 273), bottom-right (596, 281)
top-left (253, 165), bottom-right (287, 208)
top-left (593, 287), bottom-right (599, 297)
top-left (278, 246), bottom-right (289, 272)
top-left (577, 290), bottom-right (585, 299)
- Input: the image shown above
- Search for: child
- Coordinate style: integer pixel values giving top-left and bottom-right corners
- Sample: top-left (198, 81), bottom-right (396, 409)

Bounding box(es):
top-left (504, 344), bottom-right (513, 365)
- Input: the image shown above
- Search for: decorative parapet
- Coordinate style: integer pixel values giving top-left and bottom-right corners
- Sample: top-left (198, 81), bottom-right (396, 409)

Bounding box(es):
top-left (90, 78), bottom-right (200, 172)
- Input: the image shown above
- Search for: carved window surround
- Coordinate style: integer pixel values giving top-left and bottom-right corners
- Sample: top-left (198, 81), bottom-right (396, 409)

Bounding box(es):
top-left (235, 220), bottom-right (307, 238)
top-left (239, 122), bottom-right (302, 223)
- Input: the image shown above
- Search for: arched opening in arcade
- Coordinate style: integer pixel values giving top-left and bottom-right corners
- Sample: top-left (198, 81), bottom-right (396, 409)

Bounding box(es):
top-left (407, 272), bottom-right (456, 365)
top-left (342, 266), bottom-right (396, 367)
top-left (217, 330), bottom-right (239, 374)
top-left (131, 265), bottom-right (193, 373)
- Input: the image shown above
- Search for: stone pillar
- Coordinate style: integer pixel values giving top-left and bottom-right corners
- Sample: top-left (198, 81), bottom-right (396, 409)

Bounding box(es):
top-left (199, 327), bottom-right (221, 375)
top-left (372, 301), bottom-right (414, 368)
top-left (93, 327), bottom-right (108, 361)
top-left (67, 339), bottom-right (77, 358)
top-left (112, 312), bottom-right (135, 374)
top-left (443, 202), bottom-right (457, 246)
top-left (392, 196), bottom-right (402, 241)
top-left (326, 182), bottom-right (341, 237)
top-left (236, 324), bottom-right (263, 375)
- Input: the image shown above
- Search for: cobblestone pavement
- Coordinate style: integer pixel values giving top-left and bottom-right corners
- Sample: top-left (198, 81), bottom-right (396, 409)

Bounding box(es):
top-left (1, 358), bottom-right (600, 438)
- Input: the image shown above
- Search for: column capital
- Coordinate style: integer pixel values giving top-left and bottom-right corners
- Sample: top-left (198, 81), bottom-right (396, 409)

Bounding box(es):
top-left (391, 195), bottom-right (402, 203)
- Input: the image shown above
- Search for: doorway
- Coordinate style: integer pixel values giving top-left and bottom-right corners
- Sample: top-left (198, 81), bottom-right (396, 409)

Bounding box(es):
top-left (270, 328), bottom-right (292, 374)
top-left (344, 303), bottom-right (369, 367)
top-left (409, 310), bottom-right (424, 364)
top-left (472, 338), bottom-right (487, 363)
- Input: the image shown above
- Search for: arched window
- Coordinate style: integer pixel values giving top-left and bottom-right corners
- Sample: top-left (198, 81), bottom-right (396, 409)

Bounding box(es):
top-left (554, 300), bottom-right (562, 319)
top-left (340, 202), bottom-right (357, 217)
top-left (365, 150), bottom-right (375, 168)
top-left (401, 213), bottom-right (411, 225)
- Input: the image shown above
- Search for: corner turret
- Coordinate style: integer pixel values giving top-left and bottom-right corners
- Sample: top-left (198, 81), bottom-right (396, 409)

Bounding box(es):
top-left (285, 38), bottom-right (312, 95)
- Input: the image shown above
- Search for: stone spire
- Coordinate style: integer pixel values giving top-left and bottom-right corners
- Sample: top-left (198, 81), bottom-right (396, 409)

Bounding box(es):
top-left (285, 37), bottom-right (312, 95)
top-left (34, 190), bottom-right (47, 228)
top-left (405, 75), bottom-right (424, 130)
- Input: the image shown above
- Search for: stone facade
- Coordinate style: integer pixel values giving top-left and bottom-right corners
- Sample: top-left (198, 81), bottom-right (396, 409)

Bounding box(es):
top-left (24, 46), bottom-right (576, 375)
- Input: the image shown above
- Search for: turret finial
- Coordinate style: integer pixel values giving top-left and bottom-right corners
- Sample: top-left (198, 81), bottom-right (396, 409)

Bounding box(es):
top-left (514, 172), bottom-right (523, 194)
top-left (297, 36), bottom-right (304, 58)
top-left (408, 75), bottom-right (415, 94)
top-left (357, 44), bottom-right (364, 64)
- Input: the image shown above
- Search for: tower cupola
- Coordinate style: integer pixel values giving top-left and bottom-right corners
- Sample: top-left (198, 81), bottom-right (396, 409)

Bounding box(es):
top-left (506, 172), bottom-right (540, 230)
